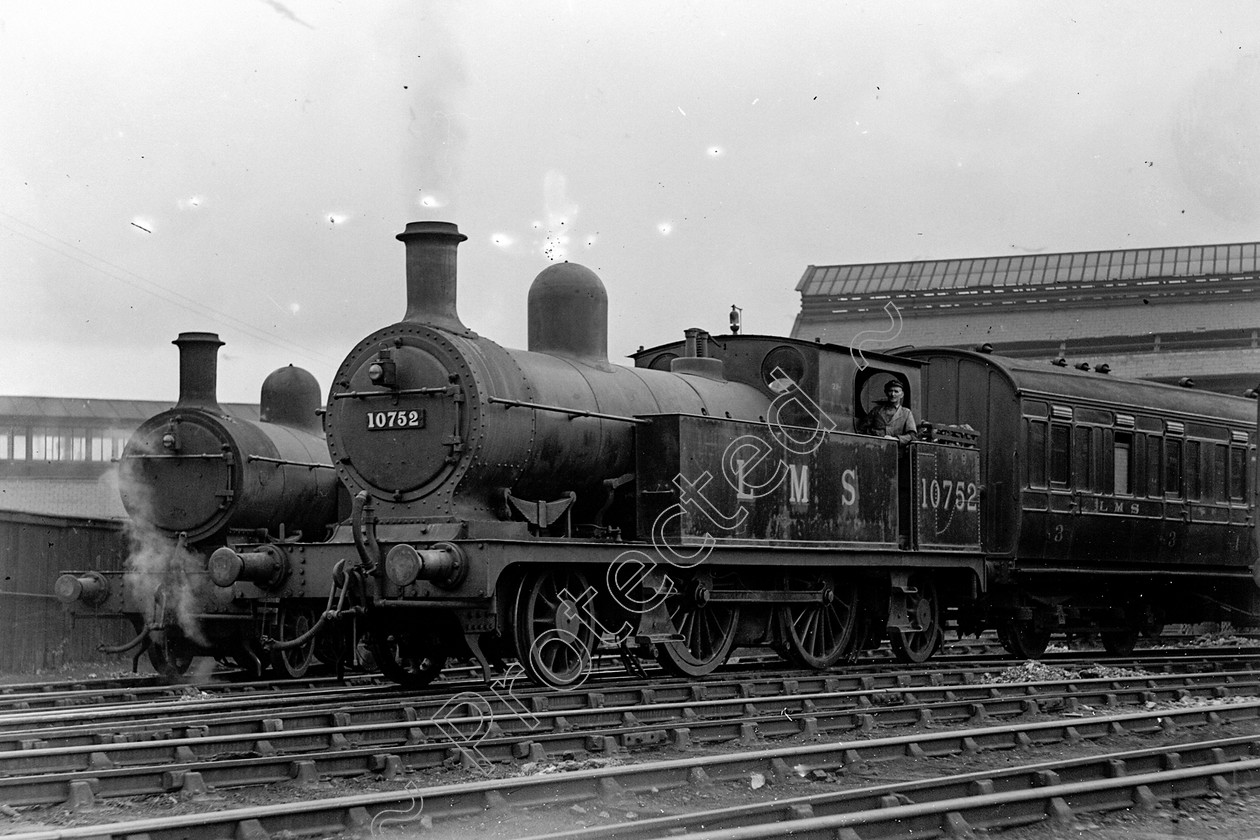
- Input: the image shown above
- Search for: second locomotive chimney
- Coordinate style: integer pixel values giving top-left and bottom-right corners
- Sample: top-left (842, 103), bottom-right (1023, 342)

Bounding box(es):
top-left (397, 220), bottom-right (470, 334)
top-left (173, 332), bottom-right (225, 412)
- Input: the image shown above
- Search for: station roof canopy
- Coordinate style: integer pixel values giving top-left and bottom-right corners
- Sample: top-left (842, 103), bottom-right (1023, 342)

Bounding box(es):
top-left (797, 241), bottom-right (1260, 299)
top-left (0, 396), bottom-right (259, 423)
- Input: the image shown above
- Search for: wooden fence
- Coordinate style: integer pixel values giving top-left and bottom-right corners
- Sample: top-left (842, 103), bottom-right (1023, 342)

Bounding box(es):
top-left (0, 509), bottom-right (132, 674)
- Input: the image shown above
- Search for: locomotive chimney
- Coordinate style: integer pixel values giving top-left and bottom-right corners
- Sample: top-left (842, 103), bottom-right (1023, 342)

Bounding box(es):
top-left (173, 332), bottom-right (225, 412)
top-left (397, 220), bottom-right (471, 334)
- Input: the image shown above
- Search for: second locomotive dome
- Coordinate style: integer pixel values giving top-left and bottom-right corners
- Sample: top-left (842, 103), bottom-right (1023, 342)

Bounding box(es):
top-left (323, 222), bottom-right (770, 524)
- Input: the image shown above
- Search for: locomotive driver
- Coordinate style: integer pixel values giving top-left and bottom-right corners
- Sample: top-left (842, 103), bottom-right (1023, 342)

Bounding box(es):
top-left (859, 380), bottom-right (918, 444)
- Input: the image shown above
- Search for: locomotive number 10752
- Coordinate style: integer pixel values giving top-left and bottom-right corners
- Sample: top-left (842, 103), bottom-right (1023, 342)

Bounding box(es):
top-left (921, 478), bottom-right (979, 512)
top-left (366, 409), bottom-right (426, 430)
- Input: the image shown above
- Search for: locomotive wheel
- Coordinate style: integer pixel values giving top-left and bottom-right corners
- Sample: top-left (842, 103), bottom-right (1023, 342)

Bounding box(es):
top-left (777, 572), bottom-right (860, 669)
top-left (656, 571), bottom-right (740, 678)
top-left (889, 575), bottom-right (944, 664)
top-left (1101, 628), bottom-right (1140, 656)
top-left (370, 622), bottom-right (446, 689)
top-left (512, 569), bottom-right (598, 688)
top-left (269, 607), bottom-right (316, 679)
top-left (998, 620), bottom-right (1052, 659)
top-left (147, 630), bottom-right (195, 680)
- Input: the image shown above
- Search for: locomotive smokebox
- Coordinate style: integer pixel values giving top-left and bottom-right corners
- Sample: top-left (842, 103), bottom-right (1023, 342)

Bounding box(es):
top-left (174, 332), bottom-right (225, 412)
top-left (398, 221), bottom-right (471, 334)
top-left (527, 262), bottom-right (609, 365)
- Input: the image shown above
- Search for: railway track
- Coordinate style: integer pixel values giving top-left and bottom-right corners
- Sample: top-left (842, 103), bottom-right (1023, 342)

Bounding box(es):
top-left (3, 649), bottom-right (1260, 839)
top-left (3, 643), bottom-right (1257, 716)
top-left (4, 664), bottom-right (1258, 792)
top-left (4, 696), bottom-right (1260, 838)
top-left (4, 650), bottom-right (1259, 747)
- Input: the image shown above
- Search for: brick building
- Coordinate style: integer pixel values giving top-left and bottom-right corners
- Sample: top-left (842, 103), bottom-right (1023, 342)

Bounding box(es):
top-left (791, 241), bottom-right (1260, 396)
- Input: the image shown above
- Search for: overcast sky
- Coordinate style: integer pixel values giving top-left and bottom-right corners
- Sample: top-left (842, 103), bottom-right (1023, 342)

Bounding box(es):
top-left (4, 2), bottom-right (1259, 404)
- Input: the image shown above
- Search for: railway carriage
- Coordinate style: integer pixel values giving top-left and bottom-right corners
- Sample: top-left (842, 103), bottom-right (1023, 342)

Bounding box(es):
top-left (902, 346), bottom-right (1259, 656)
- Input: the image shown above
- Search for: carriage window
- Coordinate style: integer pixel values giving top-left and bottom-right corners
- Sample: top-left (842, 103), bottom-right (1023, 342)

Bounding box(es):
top-left (1072, 427), bottom-right (1094, 491)
top-left (1165, 438), bottom-right (1182, 497)
top-left (1211, 445), bottom-right (1227, 501)
top-left (1185, 441), bottom-right (1200, 499)
top-left (1050, 424), bottom-right (1070, 486)
top-left (1113, 432), bottom-right (1132, 495)
top-left (1229, 446), bottom-right (1246, 501)
top-left (1027, 421), bottom-right (1047, 488)
top-left (1146, 437), bottom-right (1163, 496)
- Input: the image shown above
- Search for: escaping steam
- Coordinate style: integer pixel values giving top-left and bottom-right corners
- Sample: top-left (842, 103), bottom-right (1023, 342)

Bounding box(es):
top-left (117, 441), bottom-right (210, 648)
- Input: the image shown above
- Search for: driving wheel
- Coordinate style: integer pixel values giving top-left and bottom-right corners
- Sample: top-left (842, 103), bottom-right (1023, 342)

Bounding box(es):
top-left (511, 568), bottom-right (598, 688)
top-left (656, 570), bottom-right (741, 678)
top-left (777, 571), bottom-right (860, 669)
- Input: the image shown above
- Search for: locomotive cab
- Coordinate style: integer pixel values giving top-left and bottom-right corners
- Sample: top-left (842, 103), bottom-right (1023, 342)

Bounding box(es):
top-left (633, 333), bottom-right (925, 437)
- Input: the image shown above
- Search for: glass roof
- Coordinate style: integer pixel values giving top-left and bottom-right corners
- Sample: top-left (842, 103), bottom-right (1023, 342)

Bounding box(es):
top-left (0, 396), bottom-right (259, 423)
top-left (798, 242), bottom-right (1260, 297)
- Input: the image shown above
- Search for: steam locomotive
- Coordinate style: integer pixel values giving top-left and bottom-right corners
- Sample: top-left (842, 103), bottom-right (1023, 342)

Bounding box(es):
top-left (55, 334), bottom-right (346, 678)
top-left (57, 221), bottom-right (1260, 687)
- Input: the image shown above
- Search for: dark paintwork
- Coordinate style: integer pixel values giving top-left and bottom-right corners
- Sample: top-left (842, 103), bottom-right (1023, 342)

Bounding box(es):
top-left (902, 346), bottom-right (1256, 579)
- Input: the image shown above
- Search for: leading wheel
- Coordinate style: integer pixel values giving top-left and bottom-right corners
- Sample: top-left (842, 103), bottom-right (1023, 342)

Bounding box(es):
top-left (369, 621), bottom-right (446, 689)
top-left (270, 607), bottom-right (316, 679)
top-left (656, 571), bottom-right (741, 678)
top-left (147, 629), bottom-right (195, 681)
top-left (889, 575), bottom-right (944, 664)
top-left (777, 572), bottom-right (860, 669)
top-left (511, 569), bottom-right (598, 688)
